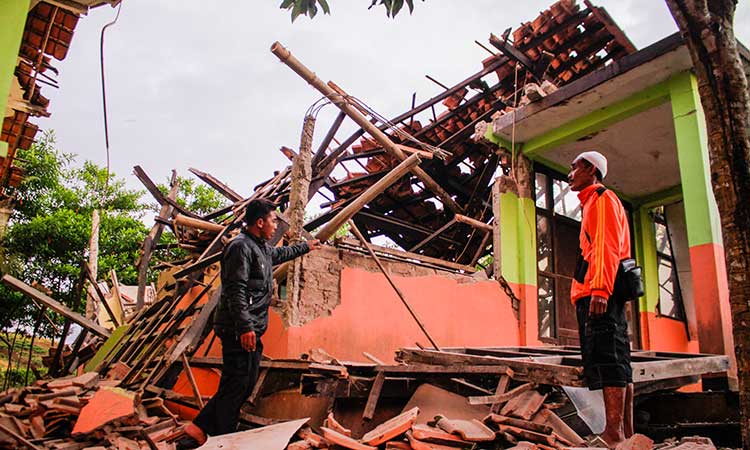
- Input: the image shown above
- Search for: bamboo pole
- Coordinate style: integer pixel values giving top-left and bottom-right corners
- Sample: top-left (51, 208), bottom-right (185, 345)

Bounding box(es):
top-left (270, 42), bottom-right (462, 214)
top-left (347, 220), bottom-right (440, 351)
top-left (455, 214), bottom-right (493, 232)
top-left (174, 214), bottom-right (224, 234)
top-left (314, 153), bottom-right (421, 242)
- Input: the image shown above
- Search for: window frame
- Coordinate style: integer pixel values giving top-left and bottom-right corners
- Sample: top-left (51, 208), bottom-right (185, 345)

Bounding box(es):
top-left (651, 209), bottom-right (688, 322)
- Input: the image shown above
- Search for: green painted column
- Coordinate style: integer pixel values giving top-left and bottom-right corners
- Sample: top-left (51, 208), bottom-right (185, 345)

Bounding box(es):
top-left (669, 71), bottom-right (722, 247)
top-left (498, 191), bottom-right (537, 288)
top-left (669, 70), bottom-right (734, 361)
top-left (0, 0), bottom-right (30, 158)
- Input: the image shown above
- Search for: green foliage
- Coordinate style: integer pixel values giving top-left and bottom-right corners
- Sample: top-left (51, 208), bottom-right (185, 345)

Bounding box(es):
top-left (0, 131), bottom-right (150, 336)
top-left (280, 0), bottom-right (421, 21)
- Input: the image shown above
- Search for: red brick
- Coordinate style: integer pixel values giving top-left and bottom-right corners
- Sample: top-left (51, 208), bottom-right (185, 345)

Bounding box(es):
top-left (320, 427), bottom-right (375, 450)
top-left (361, 407), bottom-right (419, 446)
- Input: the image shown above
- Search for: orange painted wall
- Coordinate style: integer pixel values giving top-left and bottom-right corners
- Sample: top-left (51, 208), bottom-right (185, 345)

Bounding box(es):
top-left (264, 267), bottom-right (522, 363)
top-left (640, 311), bottom-right (698, 354)
top-left (688, 243), bottom-right (733, 356)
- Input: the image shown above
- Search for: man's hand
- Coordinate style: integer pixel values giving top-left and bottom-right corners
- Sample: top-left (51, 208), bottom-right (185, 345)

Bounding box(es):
top-left (589, 295), bottom-right (608, 317)
top-left (240, 330), bottom-right (256, 352)
top-left (307, 239), bottom-right (322, 251)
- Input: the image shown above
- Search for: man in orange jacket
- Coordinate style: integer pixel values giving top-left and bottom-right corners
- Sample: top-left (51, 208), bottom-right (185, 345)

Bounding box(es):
top-left (568, 151), bottom-right (633, 447)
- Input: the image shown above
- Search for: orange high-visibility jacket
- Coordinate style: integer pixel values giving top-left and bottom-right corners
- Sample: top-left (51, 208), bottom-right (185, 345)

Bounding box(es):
top-left (571, 183), bottom-right (631, 303)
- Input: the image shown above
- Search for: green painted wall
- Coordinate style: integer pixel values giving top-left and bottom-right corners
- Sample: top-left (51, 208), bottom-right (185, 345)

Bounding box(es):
top-left (1, 0), bottom-right (30, 158)
top-left (499, 191), bottom-right (537, 287)
top-left (669, 71), bottom-right (723, 247)
top-left (633, 207), bottom-right (660, 314)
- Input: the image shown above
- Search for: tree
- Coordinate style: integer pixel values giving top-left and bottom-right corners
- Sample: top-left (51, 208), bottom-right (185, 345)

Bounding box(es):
top-left (665, 1), bottom-right (750, 446)
top-left (279, 0), bottom-right (422, 21)
top-left (0, 131), bottom-right (150, 337)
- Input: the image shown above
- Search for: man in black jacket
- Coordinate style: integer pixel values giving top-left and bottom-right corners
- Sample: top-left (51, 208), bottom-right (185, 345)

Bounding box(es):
top-left (181, 199), bottom-right (320, 446)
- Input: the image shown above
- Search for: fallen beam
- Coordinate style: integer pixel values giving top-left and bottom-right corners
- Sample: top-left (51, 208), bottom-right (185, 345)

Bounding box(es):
top-left (2, 275), bottom-right (110, 338)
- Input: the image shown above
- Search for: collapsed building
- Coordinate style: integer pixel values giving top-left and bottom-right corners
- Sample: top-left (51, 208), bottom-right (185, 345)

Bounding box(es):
top-left (0, 0), bottom-right (748, 449)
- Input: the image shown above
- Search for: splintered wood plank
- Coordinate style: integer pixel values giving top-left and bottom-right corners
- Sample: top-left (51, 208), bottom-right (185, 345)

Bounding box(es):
top-left (491, 374), bottom-right (511, 413)
top-left (363, 371), bottom-right (385, 420)
top-left (469, 382), bottom-right (534, 405)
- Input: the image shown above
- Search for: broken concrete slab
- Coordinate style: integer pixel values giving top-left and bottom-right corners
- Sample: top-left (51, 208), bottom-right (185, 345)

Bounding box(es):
top-left (72, 387), bottom-right (138, 436)
top-left (198, 418), bottom-right (308, 450)
top-left (361, 406), bottom-right (419, 446)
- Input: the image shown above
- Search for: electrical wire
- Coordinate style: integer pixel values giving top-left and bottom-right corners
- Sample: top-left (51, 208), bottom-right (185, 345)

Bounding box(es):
top-left (99, 1), bottom-right (122, 191)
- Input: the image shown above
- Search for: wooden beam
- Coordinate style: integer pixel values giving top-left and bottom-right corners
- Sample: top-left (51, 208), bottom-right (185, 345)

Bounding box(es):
top-left (133, 166), bottom-right (201, 219)
top-left (172, 252), bottom-right (222, 280)
top-left (189, 167), bottom-right (244, 202)
top-left (182, 353), bottom-right (204, 408)
top-left (271, 42), bottom-right (462, 214)
top-left (409, 218), bottom-right (457, 252)
top-left (2, 275), bottom-right (110, 338)
top-left (489, 33), bottom-right (538, 78)
top-left (138, 170), bottom-right (178, 309)
top-left (468, 382), bottom-right (534, 405)
top-left (363, 371), bottom-right (385, 420)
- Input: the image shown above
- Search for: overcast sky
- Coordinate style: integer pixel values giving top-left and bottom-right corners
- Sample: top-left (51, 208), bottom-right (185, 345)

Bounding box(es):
top-left (40, 0), bottom-right (750, 215)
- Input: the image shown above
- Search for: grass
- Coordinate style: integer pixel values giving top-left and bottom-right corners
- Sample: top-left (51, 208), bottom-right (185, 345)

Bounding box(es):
top-left (0, 333), bottom-right (52, 388)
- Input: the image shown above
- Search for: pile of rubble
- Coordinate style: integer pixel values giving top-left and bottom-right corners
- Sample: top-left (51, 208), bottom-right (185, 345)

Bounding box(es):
top-left (0, 371), bottom-right (181, 450)
top-left (0, 343), bottom-right (730, 450)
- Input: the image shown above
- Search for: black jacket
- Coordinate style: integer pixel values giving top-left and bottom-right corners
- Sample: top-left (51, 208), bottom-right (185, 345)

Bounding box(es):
top-left (213, 231), bottom-right (309, 338)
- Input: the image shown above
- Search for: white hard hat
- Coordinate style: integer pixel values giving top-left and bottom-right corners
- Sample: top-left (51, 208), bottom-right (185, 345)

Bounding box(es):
top-left (573, 151), bottom-right (608, 179)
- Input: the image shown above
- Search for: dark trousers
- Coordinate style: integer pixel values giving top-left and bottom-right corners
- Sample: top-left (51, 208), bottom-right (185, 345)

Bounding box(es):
top-left (193, 332), bottom-right (262, 436)
top-left (576, 295), bottom-right (633, 390)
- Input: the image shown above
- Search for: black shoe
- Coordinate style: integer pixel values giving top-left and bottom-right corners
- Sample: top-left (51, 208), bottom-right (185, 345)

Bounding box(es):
top-left (175, 435), bottom-right (202, 450)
